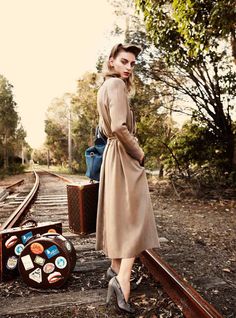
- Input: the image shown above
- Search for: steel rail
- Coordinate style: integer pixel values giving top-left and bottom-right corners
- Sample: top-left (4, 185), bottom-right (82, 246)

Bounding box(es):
top-left (40, 170), bottom-right (72, 183)
top-left (0, 171), bottom-right (39, 230)
top-left (5, 179), bottom-right (24, 189)
top-left (140, 249), bottom-right (223, 318)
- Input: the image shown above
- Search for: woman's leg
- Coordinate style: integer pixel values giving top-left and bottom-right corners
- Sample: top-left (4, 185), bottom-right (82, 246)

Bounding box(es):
top-left (116, 257), bottom-right (135, 302)
top-left (111, 258), bottom-right (121, 273)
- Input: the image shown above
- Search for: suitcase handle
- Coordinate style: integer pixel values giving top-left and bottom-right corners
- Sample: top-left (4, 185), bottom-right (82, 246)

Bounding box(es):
top-left (20, 218), bottom-right (38, 227)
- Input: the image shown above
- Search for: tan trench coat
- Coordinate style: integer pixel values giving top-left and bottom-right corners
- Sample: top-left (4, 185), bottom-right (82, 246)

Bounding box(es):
top-left (95, 76), bottom-right (159, 259)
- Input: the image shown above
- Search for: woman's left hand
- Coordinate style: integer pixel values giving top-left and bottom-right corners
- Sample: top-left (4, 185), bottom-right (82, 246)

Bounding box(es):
top-left (140, 155), bottom-right (145, 167)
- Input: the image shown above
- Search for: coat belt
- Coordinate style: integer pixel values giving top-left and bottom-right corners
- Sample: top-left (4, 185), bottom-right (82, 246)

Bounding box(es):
top-left (107, 136), bottom-right (118, 144)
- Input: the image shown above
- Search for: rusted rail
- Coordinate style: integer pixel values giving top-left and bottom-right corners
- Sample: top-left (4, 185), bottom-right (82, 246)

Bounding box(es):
top-left (5, 179), bottom-right (24, 189)
top-left (41, 170), bottom-right (72, 183)
top-left (0, 171), bottom-right (39, 230)
top-left (140, 249), bottom-right (223, 318)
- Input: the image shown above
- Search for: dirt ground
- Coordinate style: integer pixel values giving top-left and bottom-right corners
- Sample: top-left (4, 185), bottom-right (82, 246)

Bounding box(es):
top-left (1, 172), bottom-right (235, 317)
top-left (150, 178), bottom-right (236, 318)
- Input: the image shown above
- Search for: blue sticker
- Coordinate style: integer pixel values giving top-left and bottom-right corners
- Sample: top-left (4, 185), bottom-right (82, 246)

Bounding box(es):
top-left (21, 231), bottom-right (33, 244)
top-left (44, 245), bottom-right (60, 259)
top-left (14, 244), bottom-right (24, 256)
top-left (55, 256), bottom-right (67, 269)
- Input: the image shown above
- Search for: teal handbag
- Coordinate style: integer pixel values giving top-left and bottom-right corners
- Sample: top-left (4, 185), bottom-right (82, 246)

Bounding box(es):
top-left (85, 127), bottom-right (107, 181)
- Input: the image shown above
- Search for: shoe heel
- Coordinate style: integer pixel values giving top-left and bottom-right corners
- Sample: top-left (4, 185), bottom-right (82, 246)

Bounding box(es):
top-left (106, 284), bottom-right (114, 305)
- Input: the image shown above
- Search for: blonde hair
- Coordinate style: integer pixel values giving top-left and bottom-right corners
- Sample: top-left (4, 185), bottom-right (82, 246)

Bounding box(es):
top-left (102, 43), bottom-right (141, 93)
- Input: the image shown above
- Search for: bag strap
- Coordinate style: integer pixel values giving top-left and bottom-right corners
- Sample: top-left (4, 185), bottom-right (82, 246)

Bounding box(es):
top-left (95, 125), bottom-right (107, 144)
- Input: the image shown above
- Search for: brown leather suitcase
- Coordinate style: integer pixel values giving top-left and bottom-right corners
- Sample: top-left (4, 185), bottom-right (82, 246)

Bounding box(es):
top-left (18, 233), bottom-right (76, 289)
top-left (67, 182), bottom-right (99, 235)
top-left (0, 220), bottom-right (62, 281)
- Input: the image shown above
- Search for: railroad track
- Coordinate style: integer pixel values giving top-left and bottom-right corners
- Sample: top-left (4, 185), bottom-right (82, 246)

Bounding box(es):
top-left (0, 170), bottom-right (223, 317)
top-left (0, 172), bottom-right (35, 228)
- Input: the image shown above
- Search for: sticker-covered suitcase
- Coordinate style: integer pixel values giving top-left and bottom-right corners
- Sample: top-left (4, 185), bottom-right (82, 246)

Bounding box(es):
top-left (67, 182), bottom-right (99, 235)
top-left (0, 220), bottom-right (62, 281)
top-left (18, 232), bottom-right (76, 289)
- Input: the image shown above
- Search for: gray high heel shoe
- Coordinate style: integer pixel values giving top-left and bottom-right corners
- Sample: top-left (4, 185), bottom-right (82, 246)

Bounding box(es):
top-left (106, 267), bottom-right (138, 291)
top-left (106, 276), bottom-right (135, 314)
top-left (106, 267), bottom-right (117, 280)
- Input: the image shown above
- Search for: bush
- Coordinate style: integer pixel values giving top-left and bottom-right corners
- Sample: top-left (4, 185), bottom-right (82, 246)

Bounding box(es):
top-left (0, 164), bottom-right (25, 178)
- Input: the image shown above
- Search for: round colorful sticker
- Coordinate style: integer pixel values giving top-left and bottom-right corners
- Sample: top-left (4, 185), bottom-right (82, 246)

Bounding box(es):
top-left (14, 244), bottom-right (24, 256)
top-left (48, 229), bottom-right (57, 233)
top-left (6, 256), bottom-right (18, 270)
top-left (43, 262), bottom-right (55, 274)
top-left (5, 235), bottom-right (18, 248)
top-left (47, 271), bottom-right (62, 284)
top-left (30, 242), bottom-right (44, 255)
top-left (55, 256), bottom-right (67, 269)
top-left (65, 241), bottom-right (72, 251)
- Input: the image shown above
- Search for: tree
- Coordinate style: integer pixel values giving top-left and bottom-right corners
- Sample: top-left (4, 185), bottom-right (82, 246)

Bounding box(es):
top-left (172, 0), bottom-right (236, 62)
top-left (71, 72), bottom-right (99, 172)
top-left (0, 75), bottom-right (18, 169)
top-left (162, 121), bottom-right (224, 175)
top-left (45, 96), bottom-right (68, 165)
top-left (135, 0), bottom-right (236, 172)
top-left (44, 72), bottom-right (100, 172)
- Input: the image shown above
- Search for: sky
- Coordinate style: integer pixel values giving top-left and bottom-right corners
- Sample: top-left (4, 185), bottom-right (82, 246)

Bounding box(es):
top-left (0, 0), bottom-right (121, 148)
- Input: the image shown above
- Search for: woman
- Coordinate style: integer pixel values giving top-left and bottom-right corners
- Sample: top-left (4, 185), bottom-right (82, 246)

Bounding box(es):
top-left (96, 43), bottom-right (160, 314)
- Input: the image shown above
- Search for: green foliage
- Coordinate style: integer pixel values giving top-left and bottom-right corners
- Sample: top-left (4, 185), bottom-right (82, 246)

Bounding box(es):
top-left (135, 0), bottom-right (236, 61)
top-left (45, 119), bottom-right (68, 165)
top-left (71, 72), bottom-right (99, 172)
top-left (0, 74), bottom-right (27, 170)
top-left (162, 121), bottom-right (231, 176)
top-left (32, 148), bottom-right (48, 165)
top-left (44, 73), bottom-right (99, 172)
top-left (172, 0), bottom-right (236, 57)
top-left (135, 0), bottom-right (236, 172)
top-left (130, 77), bottom-right (174, 169)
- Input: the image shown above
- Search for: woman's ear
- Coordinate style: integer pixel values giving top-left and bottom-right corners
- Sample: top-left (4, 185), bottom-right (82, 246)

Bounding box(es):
top-left (109, 57), bottom-right (114, 67)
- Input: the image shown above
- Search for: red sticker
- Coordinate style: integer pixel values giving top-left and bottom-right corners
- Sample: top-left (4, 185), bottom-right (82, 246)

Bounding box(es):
top-left (30, 243), bottom-right (44, 255)
top-left (5, 236), bottom-right (18, 248)
top-left (47, 271), bottom-right (63, 284)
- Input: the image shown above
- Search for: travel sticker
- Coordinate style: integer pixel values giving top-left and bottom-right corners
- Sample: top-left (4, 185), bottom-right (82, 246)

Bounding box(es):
top-left (21, 231), bottom-right (33, 244)
top-left (34, 255), bottom-right (46, 266)
top-left (14, 244), bottom-right (24, 256)
top-left (65, 241), bottom-right (72, 251)
top-left (43, 262), bottom-right (55, 274)
top-left (55, 256), bottom-right (67, 269)
top-left (48, 228), bottom-right (57, 233)
top-left (30, 242), bottom-right (44, 255)
top-left (44, 245), bottom-right (59, 259)
top-left (47, 271), bottom-right (63, 284)
top-left (5, 235), bottom-right (18, 248)
top-left (21, 254), bottom-right (34, 271)
top-left (6, 256), bottom-right (18, 270)
top-left (29, 268), bottom-right (42, 284)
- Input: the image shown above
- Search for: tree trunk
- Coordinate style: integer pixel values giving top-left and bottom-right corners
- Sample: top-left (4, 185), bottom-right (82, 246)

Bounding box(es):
top-left (3, 134), bottom-right (8, 169)
top-left (159, 163), bottom-right (164, 178)
top-left (230, 29), bottom-right (236, 64)
top-left (222, 128), bottom-right (235, 172)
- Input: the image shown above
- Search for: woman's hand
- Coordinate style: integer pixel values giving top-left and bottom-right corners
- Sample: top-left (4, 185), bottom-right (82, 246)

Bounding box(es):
top-left (140, 155), bottom-right (145, 167)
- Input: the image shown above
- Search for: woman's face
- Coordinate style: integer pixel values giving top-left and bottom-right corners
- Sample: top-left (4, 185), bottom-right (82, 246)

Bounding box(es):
top-left (109, 50), bottom-right (136, 79)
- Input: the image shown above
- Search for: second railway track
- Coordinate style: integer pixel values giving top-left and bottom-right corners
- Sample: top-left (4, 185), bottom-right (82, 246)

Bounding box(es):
top-left (0, 170), bottom-right (224, 317)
